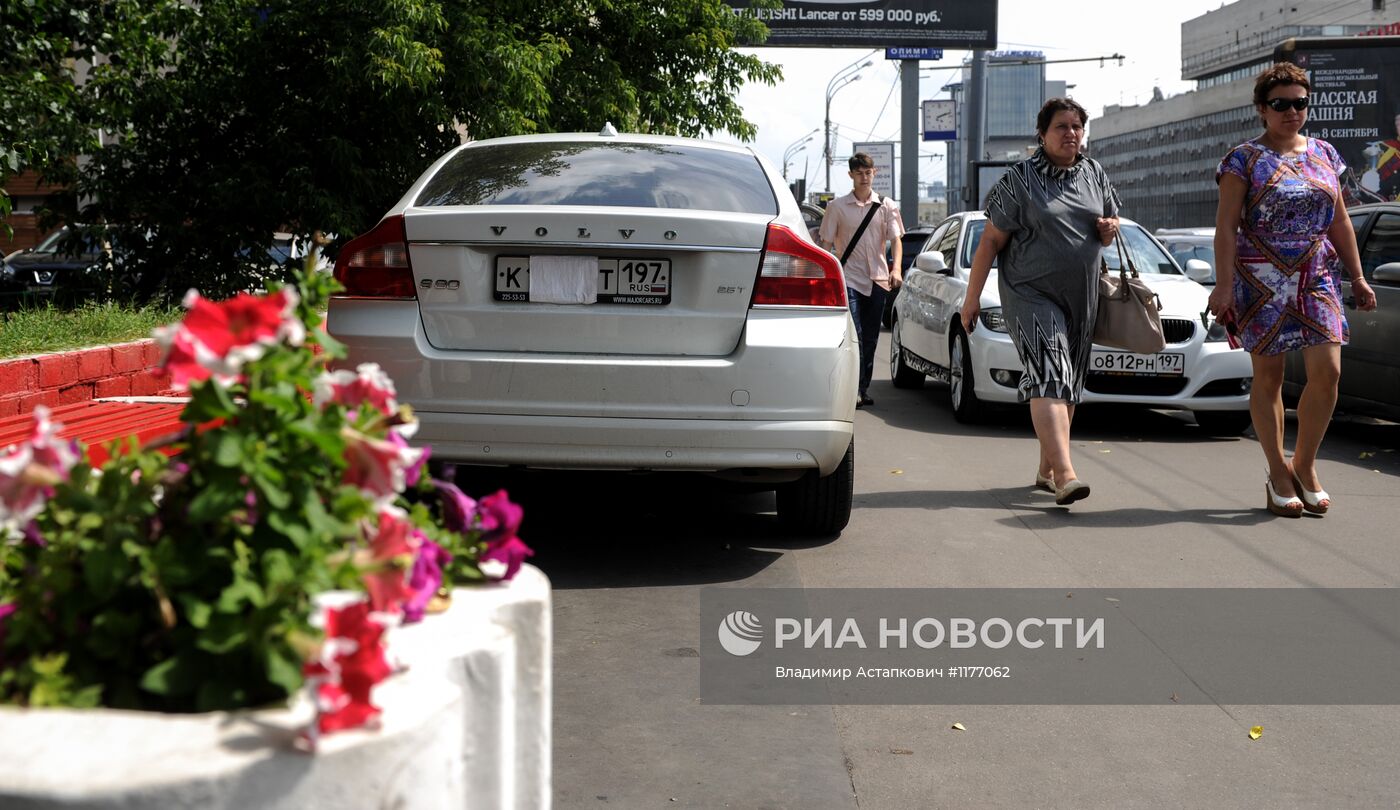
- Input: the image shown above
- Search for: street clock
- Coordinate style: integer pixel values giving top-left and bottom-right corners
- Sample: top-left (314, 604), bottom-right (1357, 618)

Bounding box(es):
top-left (922, 100), bottom-right (956, 141)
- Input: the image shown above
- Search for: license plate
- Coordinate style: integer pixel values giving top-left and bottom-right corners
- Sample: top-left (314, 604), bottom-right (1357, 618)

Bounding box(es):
top-left (1089, 350), bottom-right (1185, 376)
top-left (493, 256), bottom-right (671, 304)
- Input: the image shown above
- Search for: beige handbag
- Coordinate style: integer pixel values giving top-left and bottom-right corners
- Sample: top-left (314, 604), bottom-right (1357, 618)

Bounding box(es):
top-left (1093, 237), bottom-right (1165, 354)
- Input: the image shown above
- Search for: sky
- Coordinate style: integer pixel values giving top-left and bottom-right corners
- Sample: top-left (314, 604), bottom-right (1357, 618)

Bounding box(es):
top-left (719, 0), bottom-right (1231, 194)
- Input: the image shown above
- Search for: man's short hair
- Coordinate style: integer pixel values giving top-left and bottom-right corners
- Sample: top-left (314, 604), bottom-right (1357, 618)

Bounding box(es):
top-left (849, 152), bottom-right (875, 171)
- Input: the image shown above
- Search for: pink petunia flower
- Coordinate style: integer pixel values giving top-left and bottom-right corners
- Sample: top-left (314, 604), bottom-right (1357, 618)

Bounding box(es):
top-left (0, 601), bottom-right (14, 667)
top-left (476, 490), bottom-right (523, 542)
top-left (387, 430), bottom-right (429, 488)
top-left (480, 535), bottom-right (534, 582)
top-left (154, 287), bottom-right (304, 388)
top-left (313, 364), bottom-right (398, 414)
top-left (302, 600), bottom-right (392, 738)
top-left (361, 507), bottom-right (420, 613)
top-left (403, 535), bottom-right (451, 623)
top-left (341, 427), bottom-right (424, 505)
top-left (433, 479), bottom-right (477, 534)
top-left (0, 406), bottom-right (81, 540)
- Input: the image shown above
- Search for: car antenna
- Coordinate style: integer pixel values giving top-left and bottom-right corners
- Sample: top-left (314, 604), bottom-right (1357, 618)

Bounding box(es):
top-left (599, 122), bottom-right (618, 137)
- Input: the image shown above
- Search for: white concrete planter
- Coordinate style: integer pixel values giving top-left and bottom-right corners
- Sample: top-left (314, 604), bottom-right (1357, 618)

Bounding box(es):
top-left (0, 565), bottom-right (551, 810)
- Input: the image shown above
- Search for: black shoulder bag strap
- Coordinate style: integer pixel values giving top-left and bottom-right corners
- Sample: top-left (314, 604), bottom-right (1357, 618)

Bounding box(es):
top-left (840, 194), bottom-right (882, 265)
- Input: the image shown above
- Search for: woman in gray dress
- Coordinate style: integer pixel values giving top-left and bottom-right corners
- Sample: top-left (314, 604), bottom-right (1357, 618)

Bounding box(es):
top-left (959, 98), bottom-right (1120, 506)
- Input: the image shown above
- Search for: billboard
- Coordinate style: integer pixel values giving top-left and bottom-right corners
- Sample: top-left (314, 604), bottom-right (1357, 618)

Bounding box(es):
top-left (1277, 36), bottom-right (1400, 204)
top-left (726, 1), bottom-right (997, 49)
top-left (853, 142), bottom-right (896, 198)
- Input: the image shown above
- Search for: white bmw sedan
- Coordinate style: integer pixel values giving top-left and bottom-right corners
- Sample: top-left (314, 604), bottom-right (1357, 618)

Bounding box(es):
top-left (327, 132), bottom-right (858, 534)
top-left (889, 211), bottom-right (1254, 434)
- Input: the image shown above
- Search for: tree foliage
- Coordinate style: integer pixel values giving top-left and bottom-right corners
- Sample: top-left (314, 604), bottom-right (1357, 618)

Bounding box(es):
top-left (6, 0), bottom-right (779, 299)
top-left (0, 1), bottom-right (185, 229)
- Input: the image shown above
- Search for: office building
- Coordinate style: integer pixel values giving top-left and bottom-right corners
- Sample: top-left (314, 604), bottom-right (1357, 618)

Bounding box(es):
top-left (946, 52), bottom-right (1066, 213)
top-left (1090, 0), bottom-right (1396, 229)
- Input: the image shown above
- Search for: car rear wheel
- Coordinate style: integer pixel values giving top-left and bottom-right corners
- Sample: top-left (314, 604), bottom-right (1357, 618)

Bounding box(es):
top-left (776, 440), bottom-right (854, 536)
top-left (949, 328), bottom-right (984, 423)
top-left (889, 315), bottom-right (925, 389)
top-left (1194, 410), bottom-right (1252, 436)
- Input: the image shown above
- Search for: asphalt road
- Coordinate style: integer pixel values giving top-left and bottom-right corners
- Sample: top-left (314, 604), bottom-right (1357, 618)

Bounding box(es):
top-left (462, 329), bottom-right (1400, 809)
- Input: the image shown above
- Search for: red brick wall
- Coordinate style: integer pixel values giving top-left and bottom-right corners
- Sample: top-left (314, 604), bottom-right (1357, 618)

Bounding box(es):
top-left (0, 340), bottom-right (178, 418)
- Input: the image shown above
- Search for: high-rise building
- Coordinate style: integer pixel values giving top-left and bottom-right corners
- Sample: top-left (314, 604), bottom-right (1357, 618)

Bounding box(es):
top-left (946, 52), bottom-right (1066, 213)
top-left (1090, 0), bottom-right (1397, 229)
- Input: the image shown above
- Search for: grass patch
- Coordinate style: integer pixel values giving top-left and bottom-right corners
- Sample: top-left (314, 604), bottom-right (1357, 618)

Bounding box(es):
top-left (1, 300), bottom-right (180, 360)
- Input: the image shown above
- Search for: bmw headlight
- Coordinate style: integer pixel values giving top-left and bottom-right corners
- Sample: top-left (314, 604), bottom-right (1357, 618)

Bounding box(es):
top-left (979, 307), bottom-right (1009, 333)
top-left (0, 261), bottom-right (13, 280)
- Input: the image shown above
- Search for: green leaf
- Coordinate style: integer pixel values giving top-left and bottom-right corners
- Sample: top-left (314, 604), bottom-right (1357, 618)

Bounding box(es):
top-left (82, 543), bottom-right (131, 599)
top-left (196, 614), bottom-right (248, 654)
top-left (179, 595), bottom-right (213, 629)
top-left (212, 432), bottom-right (244, 467)
top-left (260, 549), bottom-right (296, 589)
top-left (139, 652), bottom-right (202, 697)
top-left (216, 577), bottom-right (266, 613)
top-left (254, 470), bottom-right (292, 509)
top-left (263, 642), bottom-right (304, 696)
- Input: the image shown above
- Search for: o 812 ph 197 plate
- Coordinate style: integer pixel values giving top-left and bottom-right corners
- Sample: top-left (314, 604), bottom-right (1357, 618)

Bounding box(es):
top-left (1089, 350), bottom-right (1185, 376)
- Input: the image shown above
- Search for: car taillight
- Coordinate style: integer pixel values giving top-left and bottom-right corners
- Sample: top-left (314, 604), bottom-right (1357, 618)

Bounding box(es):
top-left (332, 214), bottom-right (416, 299)
top-left (751, 223), bottom-right (846, 308)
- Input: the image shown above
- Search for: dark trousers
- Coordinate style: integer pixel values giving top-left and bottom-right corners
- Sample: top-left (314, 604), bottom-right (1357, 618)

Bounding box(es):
top-left (847, 284), bottom-right (887, 397)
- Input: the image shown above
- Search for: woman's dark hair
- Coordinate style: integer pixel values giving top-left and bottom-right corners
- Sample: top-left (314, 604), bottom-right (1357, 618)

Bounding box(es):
top-left (1036, 97), bottom-right (1089, 135)
top-left (1253, 63), bottom-right (1310, 106)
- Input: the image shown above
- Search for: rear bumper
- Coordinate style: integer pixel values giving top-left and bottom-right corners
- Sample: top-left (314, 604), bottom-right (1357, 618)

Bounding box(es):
top-left (413, 412), bottom-right (853, 475)
top-left (327, 300), bottom-right (858, 474)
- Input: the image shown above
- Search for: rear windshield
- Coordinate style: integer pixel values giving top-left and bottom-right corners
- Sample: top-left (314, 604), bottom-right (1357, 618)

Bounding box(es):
top-left (415, 141), bottom-right (777, 214)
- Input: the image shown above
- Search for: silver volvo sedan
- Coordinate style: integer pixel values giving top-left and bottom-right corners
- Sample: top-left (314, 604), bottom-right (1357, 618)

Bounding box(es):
top-left (327, 132), bottom-right (858, 534)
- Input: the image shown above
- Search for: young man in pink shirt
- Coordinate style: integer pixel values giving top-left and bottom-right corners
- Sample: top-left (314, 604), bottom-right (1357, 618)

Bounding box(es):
top-left (819, 152), bottom-right (904, 407)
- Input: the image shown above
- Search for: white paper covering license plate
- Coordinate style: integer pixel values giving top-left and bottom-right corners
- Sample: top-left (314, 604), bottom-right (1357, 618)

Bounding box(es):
top-left (1090, 350), bottom-right (1184, 376)
top-left (493, 256), bottom-right (671, 304)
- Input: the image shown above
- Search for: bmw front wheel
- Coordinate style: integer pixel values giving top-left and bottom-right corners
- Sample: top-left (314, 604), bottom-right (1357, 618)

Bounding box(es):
top-left (949, 328), bottom-right (984, 423)
top-left (889, 316), bottom-right (925, 389)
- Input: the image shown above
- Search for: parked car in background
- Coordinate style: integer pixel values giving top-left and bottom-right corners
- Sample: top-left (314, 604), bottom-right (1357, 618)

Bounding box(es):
top-left (800, 201), bottom-right (825, 243)
top-left (890, 211), bottom-right (1254, 434)
top-left (327, 131), bottom-right (858, 534)
top-left (0, 226), bottom-right (117, 307)
top-left (1283, 201), bottom-right (1400, 421)
top-left (882, 225), bottom-right (937, 327)
top-left (1156, 227), bottom-right (1216, 285)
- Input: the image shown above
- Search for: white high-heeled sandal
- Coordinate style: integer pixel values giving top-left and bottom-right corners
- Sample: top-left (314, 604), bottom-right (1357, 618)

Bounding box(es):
top-left (1265, 477), bottom-right (1303, 517)
top-left (1291, 472), bottom-right (1330, 515)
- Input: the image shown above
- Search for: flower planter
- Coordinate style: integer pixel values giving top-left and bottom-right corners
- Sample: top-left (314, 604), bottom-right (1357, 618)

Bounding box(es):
top-left (0, 565), bottom-right (551, 810)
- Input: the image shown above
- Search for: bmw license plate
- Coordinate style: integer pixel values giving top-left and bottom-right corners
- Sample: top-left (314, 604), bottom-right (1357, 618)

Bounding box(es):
top-left (1086, 348), bottom-right (1187, 374)
top-left (1090, 350), bottom-right (1184, 376)
top-left (493, 256), bottom-right (671, 304)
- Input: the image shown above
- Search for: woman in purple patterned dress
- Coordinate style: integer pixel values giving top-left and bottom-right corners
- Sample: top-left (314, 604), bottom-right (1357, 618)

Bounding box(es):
top-left (1210, 63), bottom-right (1377, 518)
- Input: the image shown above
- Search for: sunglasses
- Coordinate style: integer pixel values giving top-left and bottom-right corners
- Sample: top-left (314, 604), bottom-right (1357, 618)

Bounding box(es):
top-left (1265, 97), bottom-right (1309, 112)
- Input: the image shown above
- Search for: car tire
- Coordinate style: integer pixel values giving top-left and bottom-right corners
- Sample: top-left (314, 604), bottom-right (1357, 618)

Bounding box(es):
top-left (949, 328), bottom-right (985, 423)
top-left (776, 440), bottom-right (854, 536)
top-left (1194, 410), bottom-right (1252, 436)
top-left (889, 315), bottom-right (925, 389)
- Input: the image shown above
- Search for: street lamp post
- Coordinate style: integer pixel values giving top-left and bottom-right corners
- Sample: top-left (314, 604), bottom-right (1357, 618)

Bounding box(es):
top-left (824, 58), bottom-right (873, 192)
top-left (782, 129), bottom-right (818, 181)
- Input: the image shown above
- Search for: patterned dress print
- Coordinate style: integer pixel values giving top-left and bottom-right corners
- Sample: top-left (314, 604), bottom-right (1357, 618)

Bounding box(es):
top-left (1215, 138), bottom-right (1350, 355)
top-left (985, 149), bottom-right (1121, 403)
